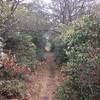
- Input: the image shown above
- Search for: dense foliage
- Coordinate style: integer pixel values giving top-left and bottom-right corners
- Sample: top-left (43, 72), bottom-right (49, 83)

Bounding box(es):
top-left (53, 17), bottom-right (100, 100)
top-left (0, 45), bottom-right (31, 99)
top-left (0, 0), bottom-right (100, 99)
top-left (4, 33), bottom-right (37, 67)
top-left (0, 79), bottom-right (26, 99)
top-left (0, 1), bottom-right (48, 98)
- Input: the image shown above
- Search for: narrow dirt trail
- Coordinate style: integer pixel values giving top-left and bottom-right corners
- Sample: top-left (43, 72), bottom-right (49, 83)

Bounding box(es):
top-left (26, 52), bottom-right (65, 100)
top-left (39, 53), bottom-right (56, 100)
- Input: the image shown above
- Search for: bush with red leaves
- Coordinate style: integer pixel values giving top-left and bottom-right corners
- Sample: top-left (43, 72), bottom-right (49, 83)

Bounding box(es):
top-left (0, 55), bottom-right (32, 79)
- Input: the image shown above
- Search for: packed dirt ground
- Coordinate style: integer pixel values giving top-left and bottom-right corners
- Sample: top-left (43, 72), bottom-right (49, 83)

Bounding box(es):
top-left (26, 52), bottom-right (66, 100)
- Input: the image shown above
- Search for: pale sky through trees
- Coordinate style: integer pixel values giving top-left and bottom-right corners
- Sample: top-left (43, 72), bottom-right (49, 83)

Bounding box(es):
top-left (23, 0), bottom-right (100, 3)
top-left (24, 0), bottom-right (51, 3)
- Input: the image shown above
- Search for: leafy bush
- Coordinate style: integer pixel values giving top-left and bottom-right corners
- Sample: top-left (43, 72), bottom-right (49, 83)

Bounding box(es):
top-left (32, 32), bottom-right (47, 61)
top-left (0, 54), bottom-right (32, 80)
top-left (0, 51), bottom-right (30, 99)
top-left (0, 79), bottom-right (26, 99)
top-left (36, 48), bottom-right (46, 61)
top-left (54, 17), bottom-right (100, 100)
top-left (51, 23), bottom-right (75, 65)
top-left (4, 33), bottom-right (38, 68)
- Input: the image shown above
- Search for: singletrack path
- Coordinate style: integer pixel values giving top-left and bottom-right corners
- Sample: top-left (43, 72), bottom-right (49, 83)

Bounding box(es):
top-left (26, 52), bottom-right (65, 100)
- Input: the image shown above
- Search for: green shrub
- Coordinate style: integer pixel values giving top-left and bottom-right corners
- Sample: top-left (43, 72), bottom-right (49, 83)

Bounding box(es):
top-left (57, 85), bottom-right (66, 100)
top-left (55, 17), bottom-right (100, 100)
top-left (0, 79), bottom-right (26, 99)
top-left (5, 33), bottom-right (38, 68)
top-left (36, 48), bottom-right (46, 61)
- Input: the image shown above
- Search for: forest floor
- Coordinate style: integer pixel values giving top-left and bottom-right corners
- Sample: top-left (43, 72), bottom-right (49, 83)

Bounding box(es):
top-left (26, 52), bottom-right (66, 100)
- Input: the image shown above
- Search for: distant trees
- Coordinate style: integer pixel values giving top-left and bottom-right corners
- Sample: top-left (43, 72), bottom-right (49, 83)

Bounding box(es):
top-left (0, 0), bottom-right (22, 37)
top-left (92, 1), bottom-right (100, 17)
top-left (14, 4), bottom-right (50, 33)
top-left (25, 0), bottom-right (50, 22)
top-left (50, 0), bottom-right (95, 24)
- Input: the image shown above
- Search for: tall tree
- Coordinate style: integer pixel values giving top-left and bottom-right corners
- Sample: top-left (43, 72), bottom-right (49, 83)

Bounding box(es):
top-left (50, 0), bottom-right (94, 24)
top-left (0, 0), bottom-right (22, 37)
